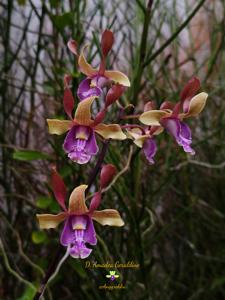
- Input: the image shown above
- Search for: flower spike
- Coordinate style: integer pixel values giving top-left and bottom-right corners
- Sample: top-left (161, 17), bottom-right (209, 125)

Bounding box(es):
top-left (36, 174), bottom-right (124, 259)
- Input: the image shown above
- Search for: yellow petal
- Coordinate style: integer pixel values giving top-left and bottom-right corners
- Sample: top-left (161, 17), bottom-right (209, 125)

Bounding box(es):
top-left (134, 135), bottom-right (149, 148)
top-left (139, 110), bottom-right (171, 126)
top-left (74, 96), bottom-right (96, 126)
top-left (92, 209), bottom-right (124, 226)
top-left (47, 119), bottom-right (72, 135)
top-left (181, 92), bottom-right (208, 119)
top-left (68, 185), bottom-right (89, 214)
top-left (36, 213), bottom-right (67, 229)
top-left (78, 45), bottom-right (97, 77)
top-left (105, 70), bottom-right (130, 87)
top-left (126, 128), bottom-right (142, 140)
top-left (95, 123), bottom-right (126, 140)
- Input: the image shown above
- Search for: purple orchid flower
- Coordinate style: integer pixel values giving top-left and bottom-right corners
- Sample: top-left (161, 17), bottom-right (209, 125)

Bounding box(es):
top-left (126, 126), bottom-right (162, 164)
top-left (68, 30), bottom-right (130, 102)
top-left (47, 96), bottom-right (126, 164)
top-left (139, 77), bottom-right (208, 155)
top-left (36, 169), bottom-right (124, 259)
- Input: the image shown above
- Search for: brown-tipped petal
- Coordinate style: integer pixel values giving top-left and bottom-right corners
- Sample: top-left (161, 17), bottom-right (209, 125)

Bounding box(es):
top-left (92, 209), bottom-right (124, 226)
top-left (78, 45), bottom-right (97, 77)
top-left (181, 92), bottom-right (208, 119)
top-left (47, 119), bottom-right (72, 135)
top-left (68, 185), bottom-right (89, 214)
top-left (100, 164), bottom-right (117, 189)
top-left (74, 96), bottom-right (96, 126)
top-left (67, 40), bottom-right (78, 56)
top-left (105, 70), bottom-right (130, 87)
top-left (139, 110), bottom-right (171, 126)
top-left (101, 30), bottom-right (114, 57)
top-left (36, 213), bottom-right (67, 229)
top-left (95, 123), bottom-right (126, 140)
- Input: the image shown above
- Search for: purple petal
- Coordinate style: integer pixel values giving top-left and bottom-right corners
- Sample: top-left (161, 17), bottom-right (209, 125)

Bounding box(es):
top-left (143, 138), bottom-right (157, 164)
top-left (60, 215), bottom-right (95, 259)
top-left (85, 130), bottom-right (99, 155)
top-left (91, 75), bottom-right (109, 88)
top-left (162, 118), bottom-right (195, 155)
top-left (63, 126), bottom-right (98, 164)
top-left (77, 78), bottom-right (102, 101)
top-left (70, 244), bottom-right (92, 259)
top-left (60, 217), bottom-right (74, 246)
top-left (84, 218), bottom-right (97, 245)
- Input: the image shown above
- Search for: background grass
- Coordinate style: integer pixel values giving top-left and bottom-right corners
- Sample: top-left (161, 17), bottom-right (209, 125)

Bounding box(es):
top-left (0, 0), bottom-right (225, 299)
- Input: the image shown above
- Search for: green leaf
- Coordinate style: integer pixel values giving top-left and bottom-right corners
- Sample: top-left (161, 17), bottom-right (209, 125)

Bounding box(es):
top-left (13, 150), bottom-right (51, 161)
top-left (52, 12), bottom-right (74, 30)
top-left (36, 197), bottom-right (52, 209)
top-left (32, 231), bottom-right (47, 244)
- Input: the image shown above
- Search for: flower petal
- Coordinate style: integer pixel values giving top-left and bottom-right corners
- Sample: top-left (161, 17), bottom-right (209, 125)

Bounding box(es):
top-left (85, 129), bottom-right (99, 155)
top-left (47, 119), bottom-right (72, 135)
top-left (143, 138), bottom-right (157, 164)
top-left (51, 168), bottom-right (67, 211)
top-left (78, 45), bottom-right (97, 77)
top-left (36, 213), bottom-right (67, 229)
top-left (105, 84), bottom-right (125, 108)
top-left (139, 110), bottom-right (171, 126)
top-left (74, 96), bottom-right (96, 126)
top-left (133, 135), bottom-right (149, 148)
top-left (67, 39), bottom-right (78, 56)
top-left (100, 164), bottom-right (116, 189)
top-left (77, 78), bottom-right (102, 101)
top-left (180, 77), bottom-right (200, 102)
top-left (63, 88), bottom-right (75, 119)
top-left (60, 216), bottom-right (74, 246)
top-left (104, 70), bottom-right (130, 87)
top-left (68, 184), bottom-right (89, 214)
top-left (84, 217), bottom-right (97, 245)
top-left (95, 123), bottom-right (126, 140)
top-left (181, 92), bottom-right (208, 118)
top-left (92, 209), bottom-right (124, 226)
top-left (101, 30), bottom-right (114, 57)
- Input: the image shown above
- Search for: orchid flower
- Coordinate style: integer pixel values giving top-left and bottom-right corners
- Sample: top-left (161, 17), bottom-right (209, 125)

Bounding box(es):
top-left (126, 124), bottom-right (162, 164)
top-left (139, 78), bottom-right (208, 155)
top-left (47, 96), bottom-right (126, 164)
top-left (68, 30), bottom-right (130, 101)
top-left (36, 169), bottom-right (124, 259)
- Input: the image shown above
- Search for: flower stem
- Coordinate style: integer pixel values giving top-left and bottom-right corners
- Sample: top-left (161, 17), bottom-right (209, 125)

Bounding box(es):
top-left (33, 246), bottom-right (71, 300)
top-left (33, 140), bottom-right (110, 300)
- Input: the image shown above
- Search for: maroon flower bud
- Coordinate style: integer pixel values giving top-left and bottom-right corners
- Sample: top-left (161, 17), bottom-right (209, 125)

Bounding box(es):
top-left (100, 164), bottom-right (117, 189)
top-left (105, 84), bottom-right (125, 108)
top-left (63, 88), bottom-right (75, 119)
top-left (101, 30), bottom-right (114, 57)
